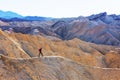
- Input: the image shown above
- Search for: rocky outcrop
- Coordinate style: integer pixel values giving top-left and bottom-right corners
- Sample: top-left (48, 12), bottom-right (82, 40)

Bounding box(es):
top-left (51, 21), bottom-right (69, 39)
top-left (88, 12), bottom-right (107, 20)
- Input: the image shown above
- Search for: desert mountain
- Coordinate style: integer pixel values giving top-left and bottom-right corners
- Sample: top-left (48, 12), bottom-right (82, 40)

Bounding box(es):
top-left (0, 12), bottom-right (120, 46)
top-left (0, 28), bottom-right (120, 80)
top-left (0, 11), bottom-right (120, 80)
top-left (0, 30), bottom-right (119, 68)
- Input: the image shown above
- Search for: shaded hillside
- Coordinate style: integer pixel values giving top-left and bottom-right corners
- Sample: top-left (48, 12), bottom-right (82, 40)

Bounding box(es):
top-left (0, 55), bottom-right (120, 80)
top-left (0, 12), bottom-right (120, 46)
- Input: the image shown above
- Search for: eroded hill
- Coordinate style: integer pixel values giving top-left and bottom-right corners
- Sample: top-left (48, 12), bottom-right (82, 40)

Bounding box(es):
top-left (0, 30), bottom-right (30, 58)
top-left (0, 30), bottom-right (119, 68)
top-left (0, 29), bottom-right (120, 80)
top-left (0, 55), bottom-right (120, 80)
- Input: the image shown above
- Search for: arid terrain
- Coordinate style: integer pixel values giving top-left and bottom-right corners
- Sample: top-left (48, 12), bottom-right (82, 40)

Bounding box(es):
top-left (0, 12), bottom-right (120, 80)
top-left (0, 29), bottom-right (120, 80)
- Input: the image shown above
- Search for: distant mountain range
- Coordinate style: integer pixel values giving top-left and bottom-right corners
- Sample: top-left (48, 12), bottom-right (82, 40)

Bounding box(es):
top-left (0, 10), bottom-right (23, 19)
top-left (0, 10), bottom-right (51, 21)
top-left (0, 10), bottom-right (120, 46)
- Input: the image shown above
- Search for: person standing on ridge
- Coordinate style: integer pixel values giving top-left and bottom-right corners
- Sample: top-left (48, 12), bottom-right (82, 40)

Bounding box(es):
top-left (38, 48), bottom-right (43, 57)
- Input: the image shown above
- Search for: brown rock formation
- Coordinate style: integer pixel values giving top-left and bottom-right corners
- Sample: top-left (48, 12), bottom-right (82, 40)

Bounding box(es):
top-left (0, 30), bottom-right (30, 58)
top-left (0, 30), bottom-right (119, 67)
top-left (7, 32), bottom-right (111, 67)
top-left (0, 30), bottom-right (120, 79)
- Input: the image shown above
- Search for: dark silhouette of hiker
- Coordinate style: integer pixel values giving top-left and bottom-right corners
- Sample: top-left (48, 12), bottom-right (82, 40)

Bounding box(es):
top-left (38, 48), bottom-right (43, 57)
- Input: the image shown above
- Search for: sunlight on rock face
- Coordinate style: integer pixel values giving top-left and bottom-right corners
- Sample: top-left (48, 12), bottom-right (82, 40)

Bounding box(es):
top-left (0, 30), bottom-right (120, 80)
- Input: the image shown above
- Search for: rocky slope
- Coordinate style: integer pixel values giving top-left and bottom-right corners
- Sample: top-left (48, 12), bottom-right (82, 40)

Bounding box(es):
top-left (0, 11), bottom-right (120, 80)
top-left (0, 12), bottom-right (120, 46)
top-left (0, 29), bottom-right (120, 79)
top-left (0, 30), bottom-right (30, 58)
top-left (0, 30), bottom-right (119, 68)
top-left (0, 54), bottom-right (120, 80)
